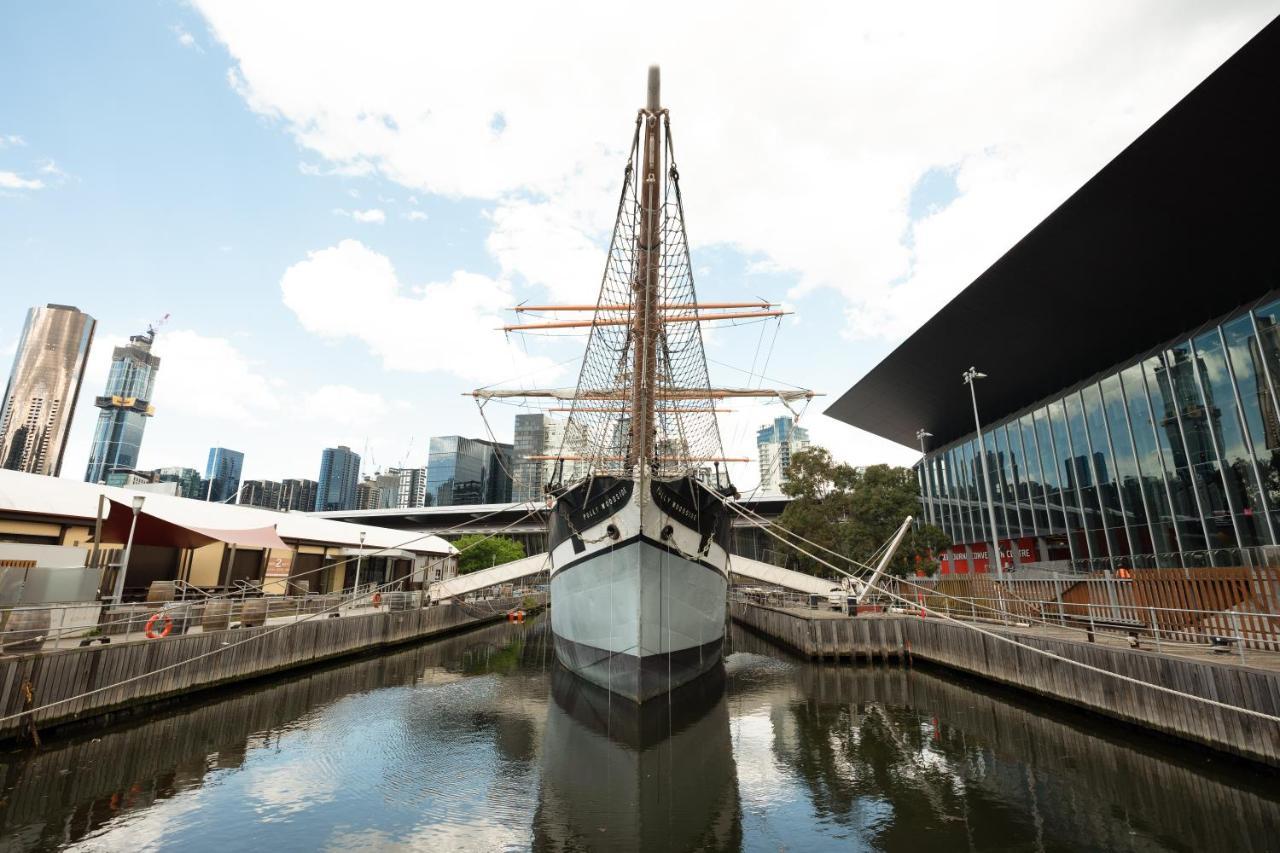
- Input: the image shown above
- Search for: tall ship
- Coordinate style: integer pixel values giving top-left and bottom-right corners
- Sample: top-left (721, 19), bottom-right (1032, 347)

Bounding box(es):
top-left (474, 67), bottom-right (813, 702)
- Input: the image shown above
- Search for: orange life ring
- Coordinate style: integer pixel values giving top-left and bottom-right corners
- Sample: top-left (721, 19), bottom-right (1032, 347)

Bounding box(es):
top-left (144, 612), bottom-right (174, 639)
top-left (372, 592), bottom-right (382, 606)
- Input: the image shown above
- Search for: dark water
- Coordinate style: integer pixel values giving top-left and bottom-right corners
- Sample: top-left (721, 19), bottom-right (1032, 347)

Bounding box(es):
top-left (0, 617), bottom-right (1276, 852)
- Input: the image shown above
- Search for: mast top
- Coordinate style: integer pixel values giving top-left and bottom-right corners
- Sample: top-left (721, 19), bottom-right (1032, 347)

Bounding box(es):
top-left (647, 65), bottom-right (660, 111)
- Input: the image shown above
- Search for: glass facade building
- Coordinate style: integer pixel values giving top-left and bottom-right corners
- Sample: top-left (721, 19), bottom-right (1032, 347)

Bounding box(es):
top-left (84, 329), bottom-right (161, 484)
top-left (317, 446), bottom-right (361, 512)
top-left (0, 304), bottom-right (96, 476)
top-left (205, 447), bottom-right (245, 504)
top-left (426, 436), bottom-right (513, 506)
top-left (917, 294), bottom-right (1280, 571)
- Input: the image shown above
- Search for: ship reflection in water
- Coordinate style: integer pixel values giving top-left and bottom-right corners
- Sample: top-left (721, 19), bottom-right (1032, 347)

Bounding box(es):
top-left (535, 664), bottom-right (739, 850)
top-left (0, 616), bottom-right (1275, 852)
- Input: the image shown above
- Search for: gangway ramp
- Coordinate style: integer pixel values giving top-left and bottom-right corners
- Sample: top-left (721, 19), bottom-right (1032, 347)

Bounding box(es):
top-left (729, 555), bottom-right (840, 596)
top-left (429, 553), bottom-right (550, 601)
top-left (429, 552), bottom-right (834, 602)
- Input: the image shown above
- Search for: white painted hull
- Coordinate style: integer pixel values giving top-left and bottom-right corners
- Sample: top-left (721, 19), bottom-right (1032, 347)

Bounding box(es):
top-left (548, 477), bottom-right (730, 702)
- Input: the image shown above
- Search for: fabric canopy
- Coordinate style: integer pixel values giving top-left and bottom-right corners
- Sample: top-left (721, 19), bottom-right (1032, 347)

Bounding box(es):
top-left (103, 498), bottom-right (288, 550)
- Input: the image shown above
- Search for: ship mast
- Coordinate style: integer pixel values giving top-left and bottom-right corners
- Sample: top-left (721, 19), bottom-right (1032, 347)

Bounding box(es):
top-left (628, 65), bottom-right (663, 472)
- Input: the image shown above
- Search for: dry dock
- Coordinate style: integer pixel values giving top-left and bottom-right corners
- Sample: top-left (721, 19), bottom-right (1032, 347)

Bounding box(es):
top-left (0, 595), bottom-right (544, 742)
top-left (730, 600), bottom-right (1280, 767)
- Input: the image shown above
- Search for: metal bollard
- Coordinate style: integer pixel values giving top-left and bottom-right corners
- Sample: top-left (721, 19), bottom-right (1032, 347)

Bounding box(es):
top-left (1230, 611), bottom-right (1246, 664)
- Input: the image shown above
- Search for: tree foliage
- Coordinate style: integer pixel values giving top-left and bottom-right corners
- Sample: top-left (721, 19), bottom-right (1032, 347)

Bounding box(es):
top-left (454, 534), bottom-right (526, 574)
top-left (777, 447), bottom-right (949, 578)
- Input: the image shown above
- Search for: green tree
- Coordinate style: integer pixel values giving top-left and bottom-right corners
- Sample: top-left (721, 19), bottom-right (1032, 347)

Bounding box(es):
top-left (454, 534), bottom-right (526, 574)
top-left (777, 447), bottom-right (949, 578)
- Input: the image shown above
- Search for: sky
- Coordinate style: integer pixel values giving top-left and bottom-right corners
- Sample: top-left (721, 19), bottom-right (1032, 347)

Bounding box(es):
top-left (1, 1), bottom-right (1277, 491)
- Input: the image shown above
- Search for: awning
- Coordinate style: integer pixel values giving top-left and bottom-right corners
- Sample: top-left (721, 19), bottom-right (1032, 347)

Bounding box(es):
top-left (103, 499), bottom-right (288, 551)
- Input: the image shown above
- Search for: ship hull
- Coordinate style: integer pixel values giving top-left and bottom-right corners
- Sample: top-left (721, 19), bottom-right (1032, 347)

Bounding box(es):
top-left (549, 476), bottom-right (731, 702)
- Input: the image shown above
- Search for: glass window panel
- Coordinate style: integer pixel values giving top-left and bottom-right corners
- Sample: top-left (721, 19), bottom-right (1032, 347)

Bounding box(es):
top-left (994, 426), bottom-right (1021, 537)
top-left (1152, 345), bottom-right (1239, 557)
top-left (1082, 383), bottom-right (1127, 534)
top-left (1101, 372), bottom-right (1157, 560)
top-left (1222, 314), bottom-right (1280, 542)
top-left (978, 431), bottom-right (1005, 539)
top-left (1008, 418), bottom-right (1037, 536)
top-left (1133, 360), bottom-right (1202, 556)
top-left (962, 441), bottom-right (982, 544)
top-left (1020, 414), bottom-right (1051, 534)
top-left (1065, 392), bottom-right (1108, 560)
top-left (1047, 399), bottom-right (1088, 560)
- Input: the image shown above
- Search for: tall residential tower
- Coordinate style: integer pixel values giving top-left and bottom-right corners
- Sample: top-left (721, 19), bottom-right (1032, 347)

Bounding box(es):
top-left (316, 445), bottom-right (361, 511)
top-left (756, 416), bottom-right (809, 495)
top-left (84, 327), bottom-right (161, 484)
top-left (0, 304), bottom-right (96, 476)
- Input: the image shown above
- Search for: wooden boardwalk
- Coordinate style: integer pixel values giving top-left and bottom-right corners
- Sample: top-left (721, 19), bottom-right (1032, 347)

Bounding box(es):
top-left (0, 595), bottom-right (544, 742)
top-left (730, 601), bottom-right (1280, 767)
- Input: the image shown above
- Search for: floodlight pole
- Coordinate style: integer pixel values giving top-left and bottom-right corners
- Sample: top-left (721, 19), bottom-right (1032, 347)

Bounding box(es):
top-left (354, 531), bottom-right (366, 607)
top-left (963, 367), bottom-right (1004, 581)
top-left (112, 495), bottom-right (146, 604)
top-left (916, 429), bottom-right (934, 526)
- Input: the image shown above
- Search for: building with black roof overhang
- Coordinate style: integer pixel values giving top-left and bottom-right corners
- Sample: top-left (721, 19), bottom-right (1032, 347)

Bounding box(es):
top-left (827, 16), bottom-right (1280, 574)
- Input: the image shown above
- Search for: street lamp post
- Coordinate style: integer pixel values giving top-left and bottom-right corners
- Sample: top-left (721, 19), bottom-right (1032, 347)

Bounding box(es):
top-left (916, 429), bottom-right (934, 526)
top-left (354, 531), bottom-right (366, 606)
top-left (963, 367), bottom-right (1004, 581)
top-left (112, 495), bottom-right (146, 604)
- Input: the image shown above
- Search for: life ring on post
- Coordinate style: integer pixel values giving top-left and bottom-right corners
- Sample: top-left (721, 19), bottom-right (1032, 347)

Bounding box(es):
top-left (144, 612), bottom-right (174, 639)
top-left (372, 592), bottom-right (382, 607)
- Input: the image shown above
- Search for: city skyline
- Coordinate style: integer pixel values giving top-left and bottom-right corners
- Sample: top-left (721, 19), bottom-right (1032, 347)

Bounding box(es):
top-left (4, 5), bottom-right (1277, 490)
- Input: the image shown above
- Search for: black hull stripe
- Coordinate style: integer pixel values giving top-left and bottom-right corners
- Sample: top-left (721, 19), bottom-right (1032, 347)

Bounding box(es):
top-left (551, 532), bottom-right (728, 579)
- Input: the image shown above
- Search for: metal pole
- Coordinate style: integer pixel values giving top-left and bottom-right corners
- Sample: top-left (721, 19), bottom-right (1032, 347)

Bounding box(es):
top-left (916, 429), bottom-right (934, 526)
top-left (112, 502), bottom-right (143, 601)
top-left (856, 516), bottom-right (914, 605)
top-left (354, 531), bottom-right (366, 607)
top-left (964, 368), bottom-right (1004, 581)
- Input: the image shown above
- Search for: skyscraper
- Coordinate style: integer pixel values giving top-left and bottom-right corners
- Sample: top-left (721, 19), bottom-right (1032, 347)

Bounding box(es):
top-left (0, 304), bottom-right (96, 476)
top-left (240, 479), bottom-right (283, 509)
top-left (757, 416), bottom-right (810, 494)
top-left (316, 445), bottom-right (361, 511)
top-left (513, 413), bottom-right (590, 501)
top-left (152, 466), bottom-right (203, 499)
top-left (280, 478), bottom-right (319, 512)
top-left (388, 466), bottom-right (428, 508)
top-left (205, 447), bottom-right (245, 503)
top-left (426, 436), bottom-right (512, 506)
top-left (84, 327), bottom-right (161, 484)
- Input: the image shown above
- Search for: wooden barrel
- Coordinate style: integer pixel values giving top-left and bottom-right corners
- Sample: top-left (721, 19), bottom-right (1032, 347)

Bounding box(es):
top-left (101, 604), bottom-right (153, 636)
top-left (146, 581), bottom-right (176, 603)
top-left (2, 608), bottom-right (50, 653)
top-left (239, 599), bottom-right (267, 628)
top-left (201, 599), bottom-right (232, 631)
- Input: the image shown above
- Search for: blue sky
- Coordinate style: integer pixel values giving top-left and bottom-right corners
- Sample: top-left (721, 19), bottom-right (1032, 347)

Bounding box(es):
top-left (2, 2), bottom-right (1274, 487)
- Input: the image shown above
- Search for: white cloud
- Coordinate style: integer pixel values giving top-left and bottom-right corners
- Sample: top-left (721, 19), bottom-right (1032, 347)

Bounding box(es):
top-left (279, 238), bottom-right (559, 383)
top-left (195, 2), bottom-right (1276, 344)
top-left (60, 328), bottom-right (403, 482)
top-left (173, 24), bottom-right (202, 51)
top-left (0, 134), bottom-right (24, 147)
top-left (331, 207), bottom-right (386, 224)
top-left (404, 210), bottom-right (427, 222)
top-left (0, 171), bottom-right (43, 190)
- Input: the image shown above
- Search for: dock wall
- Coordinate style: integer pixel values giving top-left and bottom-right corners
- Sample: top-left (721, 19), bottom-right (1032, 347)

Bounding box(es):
top-left (0, 595), bottom-right (544, 741)
top-left (730, 601), bottom-right (1280, 767)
